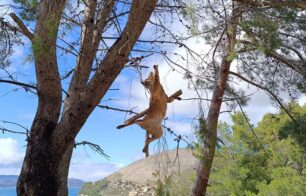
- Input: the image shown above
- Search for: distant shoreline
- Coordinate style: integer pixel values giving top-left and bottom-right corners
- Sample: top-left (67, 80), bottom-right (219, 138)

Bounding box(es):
top-left (0, 175), bottom-right (85, 188)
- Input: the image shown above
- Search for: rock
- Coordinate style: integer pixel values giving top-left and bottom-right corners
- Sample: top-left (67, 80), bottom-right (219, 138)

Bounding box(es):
top-left (143, 187), bottom-right (150, 192)
top-left (129, 190), bottom-right (138, 196)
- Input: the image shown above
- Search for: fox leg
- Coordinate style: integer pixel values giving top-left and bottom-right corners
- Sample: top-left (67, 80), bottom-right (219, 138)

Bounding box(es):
top-left (143, 132), bottom-right (150, 157)
top-left (116, 109), bottom-right (148, 129)
top-left (142, 127), bottom-right (163, 157)
top-left (167, 90), bottom-right (183, 103)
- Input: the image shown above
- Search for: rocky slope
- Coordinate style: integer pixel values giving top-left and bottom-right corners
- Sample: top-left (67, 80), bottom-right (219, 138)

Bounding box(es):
top-left (80, 148), bottom-right (196, 196)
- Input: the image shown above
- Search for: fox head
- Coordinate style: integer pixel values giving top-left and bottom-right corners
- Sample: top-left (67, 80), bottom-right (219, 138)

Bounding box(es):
top-left (141, 71), bottom-right (155, 92)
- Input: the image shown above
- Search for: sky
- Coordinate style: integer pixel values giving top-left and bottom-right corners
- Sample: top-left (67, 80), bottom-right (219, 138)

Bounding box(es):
top-left (0, 1), bottom-right (305, 182)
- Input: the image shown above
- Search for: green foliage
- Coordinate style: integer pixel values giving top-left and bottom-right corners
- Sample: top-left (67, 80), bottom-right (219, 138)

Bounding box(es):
top-left (45, 14), bottom-right (60, 40)
top-left (257, 167), bottom-right (305, 196)
top-left (296, 82), bottom-right (306, 93)
top-left (32, 35), bottom-right (44, 57)
top-left (179, 3), bottom-right (200, 36)
top-left (155, 177), bottom-right (172, 196)
top-left (240, 13), bottom-right (281, 53)
top-left (78, 104), bottom-right (305, 195)
top-left (182, 0), bottom-right (306, 103)
top-left (207, 103), bottom-right (305, 195)
top-left (13, 0), bottom-right (38, 21)
top-left (154, 172), bottom-right (193, 196)
top-left (192, 117), bottom-right (207, 159)
top-left (79, 179), bottom-right (109, 196)
top-left (279, 103), bottom-right (306, 149)
top-left (226, 50), bottom-right (237, 62)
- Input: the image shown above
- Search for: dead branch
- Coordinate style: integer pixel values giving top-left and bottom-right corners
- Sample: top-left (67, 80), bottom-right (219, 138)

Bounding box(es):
top-left (9, 13), bottom-right (34, 41)
top-left (0, 127), bottom-right (27, 135)
top-left (0, 79), bottom-right (36, 90)
top-left (74, 140), bottom-right (110, 160)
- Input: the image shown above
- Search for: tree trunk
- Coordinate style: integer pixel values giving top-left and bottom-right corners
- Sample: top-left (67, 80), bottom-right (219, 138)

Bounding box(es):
top-left (17, 0), bottom-right (66, 195)
top-left (191, 59), bottom-right (231, 196)
top-left (192, 5), bottom-right (239, 195)
top-left (17, 137), bottom-right (74, 196)
top-left (16, 0), bottom-right (157, 195)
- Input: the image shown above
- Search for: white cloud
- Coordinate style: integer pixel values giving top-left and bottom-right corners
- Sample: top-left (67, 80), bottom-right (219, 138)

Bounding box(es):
top-left (0, 138), bottom-right (122, 182)
top-left (0, 1), bottom-right (14, 18)
top-left (0, 138), bottom-right (24, 166)
top-left (112, 34), bottom-right (306, 144)
top-left (69, 161), bottom-right (122, 182)
top-left (165, 120), bottom-right (194, 135)
top-left (299, 96), bottom-right (306, 106)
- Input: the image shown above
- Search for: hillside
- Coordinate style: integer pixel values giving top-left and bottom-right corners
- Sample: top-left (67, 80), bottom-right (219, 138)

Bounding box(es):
top-left (0, 175), bottom-right (18, 187)
top-left (80, 148), bottom-right (196, 196)
top-left (0, 175), bottom-right (84, 188)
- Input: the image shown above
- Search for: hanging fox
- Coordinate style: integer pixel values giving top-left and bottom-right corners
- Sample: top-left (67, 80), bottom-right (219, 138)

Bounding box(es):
top-left (117, 65), bottom-right (182, 157)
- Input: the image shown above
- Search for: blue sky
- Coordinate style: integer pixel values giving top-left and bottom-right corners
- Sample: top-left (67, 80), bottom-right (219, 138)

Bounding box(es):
top-left (1, 0), bottom-right (305, 182)
top-left (0, 0), bottom-right (199, 181)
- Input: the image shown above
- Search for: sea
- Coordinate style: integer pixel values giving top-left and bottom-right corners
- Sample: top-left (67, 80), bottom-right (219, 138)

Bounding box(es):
top-left (0, 187), bottom-right (81, 196)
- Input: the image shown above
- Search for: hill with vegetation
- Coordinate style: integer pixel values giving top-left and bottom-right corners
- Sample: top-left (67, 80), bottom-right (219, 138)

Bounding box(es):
top-left (80, 103), bottom-right (305, 196)
top-left (79, 148), bottom-right (196, 196)
top-left (0, 175), bottom-right (84, 188)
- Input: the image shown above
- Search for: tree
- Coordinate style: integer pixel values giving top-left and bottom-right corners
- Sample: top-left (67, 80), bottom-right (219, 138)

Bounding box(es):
top-left (0, 19), bottom-right (11, 66)
top-left (208, 108), bottom-right (305, 195)
top-left (180, 0), bottom-right (306, 194)
top-left (0, 10), bottom-right (20, 68)
top-left (6, 0), bottom-right (157, 195)
top-left (279, 102), bottom-right (306, 149)
top-left (192, 4), bottom-right (240, 194)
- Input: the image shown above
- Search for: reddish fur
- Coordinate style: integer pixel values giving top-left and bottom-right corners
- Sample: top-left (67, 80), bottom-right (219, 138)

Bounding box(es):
top-left (117, 65), bottom-right (182, 157)
top-left (135, 65), bottom-right (168, 157)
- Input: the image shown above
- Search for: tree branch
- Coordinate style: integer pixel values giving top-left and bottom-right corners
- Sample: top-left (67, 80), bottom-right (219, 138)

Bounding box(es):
top-left (74, 141), bottom-right (110, 160)
top-left (0, 79), bottom-right (36, 90)
top-left (69, 0), bottom-right (98, 89)
top-left (234, 0), bottom-right (306, 10)
top-left (297, 3), bottom-right (306, 10)
top-left (92, 0), bottom-right (116, 52)
top-left (0, 127), bottom-right (28, 135)
top-left (9, 13), bottom-right (34, 41)
top-left (239, 39), bottom-right (306, 78)
top-left (84, 0), bottom-right (158, 105)
top-left (281, 45), bottom-right (305, 64)
top-left (267, 51), bottom-right (306, 78)
top-left (229, 71), bottom-right (297, 123)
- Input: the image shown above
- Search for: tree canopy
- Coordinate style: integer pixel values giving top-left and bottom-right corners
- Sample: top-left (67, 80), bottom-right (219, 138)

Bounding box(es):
top-left (208, 103), bottom-right (306, 195)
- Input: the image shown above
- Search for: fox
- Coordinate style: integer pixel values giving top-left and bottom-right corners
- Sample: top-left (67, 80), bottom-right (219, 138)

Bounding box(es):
top-left (117, 65), bottom-right (181, 157)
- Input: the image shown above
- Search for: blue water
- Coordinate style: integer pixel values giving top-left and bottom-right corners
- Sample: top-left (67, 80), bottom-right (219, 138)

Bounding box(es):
top-left (0, 187), bottom-right (81, 196)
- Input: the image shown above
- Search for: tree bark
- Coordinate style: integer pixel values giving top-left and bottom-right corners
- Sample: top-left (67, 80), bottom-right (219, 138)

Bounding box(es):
top-left (16, 0), bottom-right (157, 195)
top-left (17, 0), bottom-right (66, 195)
top-left (234, 0), bottom-right (306, 10)
top-left (191, 4), bottom-right (240, 195)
